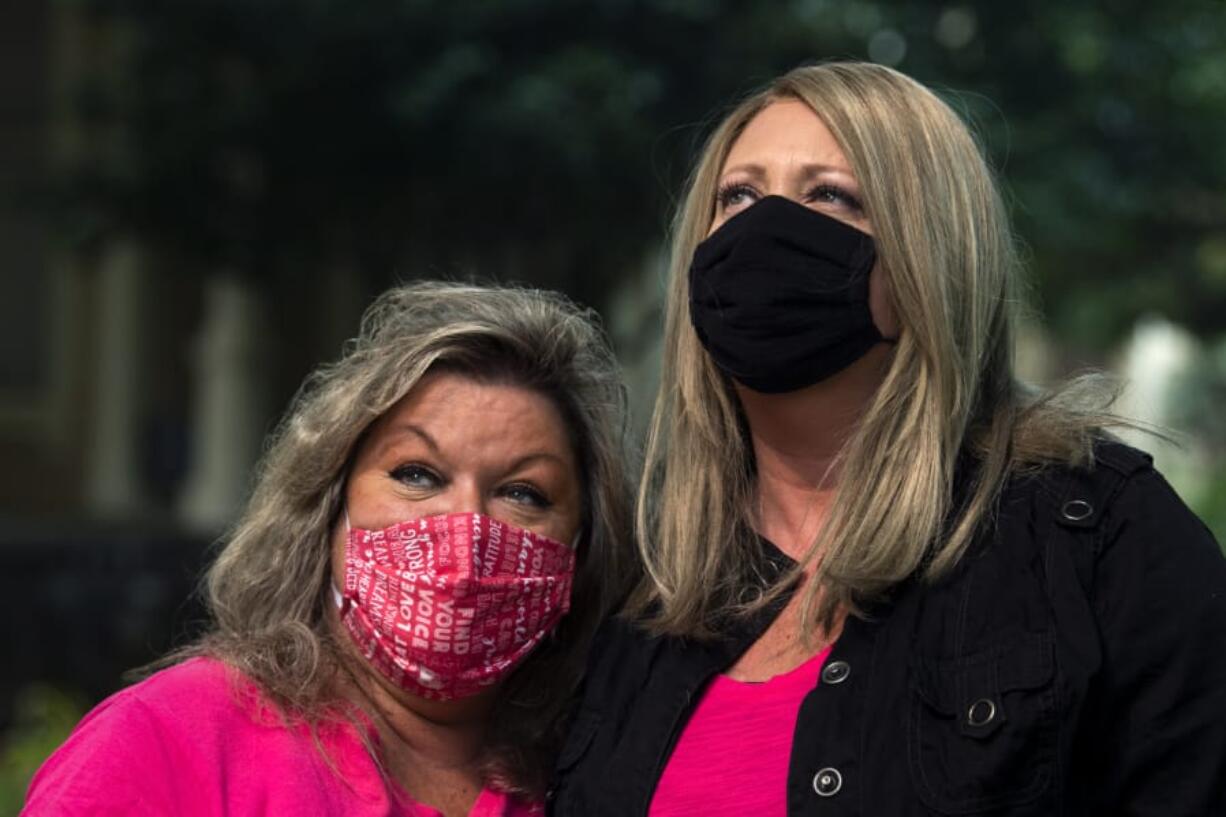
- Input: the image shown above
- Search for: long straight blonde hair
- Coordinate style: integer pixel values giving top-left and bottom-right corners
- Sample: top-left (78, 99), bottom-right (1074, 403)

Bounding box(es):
top-left (630, 62), bottom-right (1114, 636)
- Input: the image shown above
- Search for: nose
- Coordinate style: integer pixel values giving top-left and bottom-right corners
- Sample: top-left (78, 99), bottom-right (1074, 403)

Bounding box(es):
top-left (448, 477), bottom-right (487, 517)
top-left (767, 178), bottom-right (808, 203)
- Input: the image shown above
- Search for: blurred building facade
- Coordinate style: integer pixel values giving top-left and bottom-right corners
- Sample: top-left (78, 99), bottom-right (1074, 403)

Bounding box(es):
top-left (0, 5), bottom-right (372, 743)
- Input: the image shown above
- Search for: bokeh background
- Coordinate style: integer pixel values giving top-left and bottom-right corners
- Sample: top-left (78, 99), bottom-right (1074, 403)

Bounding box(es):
top-left (2, 0), bottom-right (1224, 807)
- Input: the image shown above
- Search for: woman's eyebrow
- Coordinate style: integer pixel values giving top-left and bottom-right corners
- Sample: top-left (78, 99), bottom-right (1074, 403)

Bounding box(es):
top-left (795, 162), bottom-right (857, 179)
top-left (719, 162), bottom-right (857, 181)
top-left (371, 423), bottom-right (441, 460)
top-left (505, 452), bottom-right (569, 474)
top-left (718, 162), bottom-right (767, 181)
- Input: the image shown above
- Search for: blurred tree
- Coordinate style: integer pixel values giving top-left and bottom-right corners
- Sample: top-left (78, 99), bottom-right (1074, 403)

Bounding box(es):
top-left (909, 0), bottom-right (1226, 349)
top-left (53, 0), bottom-right (1224, 351)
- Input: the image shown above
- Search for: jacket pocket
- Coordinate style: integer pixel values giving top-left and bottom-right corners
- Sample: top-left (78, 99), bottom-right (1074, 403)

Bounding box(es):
top-left (907, 632), bottom-right (1056, 814)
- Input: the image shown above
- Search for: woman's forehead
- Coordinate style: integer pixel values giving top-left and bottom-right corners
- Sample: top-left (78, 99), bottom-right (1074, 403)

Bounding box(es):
top-left (721, 99), bottom-right (853, 177)
top-left (360, 372), bottom-right (577, 468)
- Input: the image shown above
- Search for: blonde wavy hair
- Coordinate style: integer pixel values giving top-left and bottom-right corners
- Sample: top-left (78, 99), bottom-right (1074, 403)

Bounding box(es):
top-left (179, 281), bottom-right (634, 796)
top-left (630, 61), bottom-right (1118, 636)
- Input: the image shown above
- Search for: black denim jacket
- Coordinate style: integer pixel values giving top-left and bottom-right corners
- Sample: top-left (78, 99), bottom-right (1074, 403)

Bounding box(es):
top-left (548, 443), bottom-right (1226, 816)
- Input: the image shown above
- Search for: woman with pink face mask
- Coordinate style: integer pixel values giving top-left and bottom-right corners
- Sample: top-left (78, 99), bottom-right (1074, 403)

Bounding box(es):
top-left (23, 281), bottom-right (635, 817)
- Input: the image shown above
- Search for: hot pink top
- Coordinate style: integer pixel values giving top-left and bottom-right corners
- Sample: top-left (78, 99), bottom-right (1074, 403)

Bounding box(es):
top-left (22, 657), bottom-right (542, 817)
top-left (648, 645), bottom-right (833, 816)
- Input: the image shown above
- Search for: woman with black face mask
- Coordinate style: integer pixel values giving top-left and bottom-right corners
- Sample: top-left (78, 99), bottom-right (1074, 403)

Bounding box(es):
top-left (547, 62), bottom-right (1226, 817)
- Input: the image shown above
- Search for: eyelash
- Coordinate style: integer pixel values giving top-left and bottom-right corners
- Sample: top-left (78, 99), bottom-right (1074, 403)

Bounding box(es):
top-left (715, 182), bottom-right (864, 213)
top-left (715, 182), bottom-right (754, 210)
top-left (389, 463), bottom-right (440, 489)
top-left (502, 483), bottom-right (552, 509)
top-left (387, 465), bottom-right (552, 509)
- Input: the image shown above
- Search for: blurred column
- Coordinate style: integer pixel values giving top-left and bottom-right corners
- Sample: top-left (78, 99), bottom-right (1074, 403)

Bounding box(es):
top-left (607, 246), bottom-right (667, 434)
top-left (1014, 315), bottom-right (1057, 386)
top-left (177, 274), bottom-right (270, 534)
top-left (1116, 315), bottom-right (1206, 504)
top-left (84, 239), bottom-right (151, 517)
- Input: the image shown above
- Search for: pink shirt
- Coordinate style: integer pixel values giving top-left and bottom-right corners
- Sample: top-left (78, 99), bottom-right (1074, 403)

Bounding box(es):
top-left (649, 645), bottom-right (833, 816)
top-left (22, 657), bottom-right (542, 817)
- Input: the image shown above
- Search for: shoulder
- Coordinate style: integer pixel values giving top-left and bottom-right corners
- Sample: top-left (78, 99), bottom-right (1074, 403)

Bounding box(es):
top-left (1037, 446), bottom-right (1226, 807)
top-left (1020, 437), bottom-right (1216, 555)
top-left (21, 658), bottom-right (288, 815)
top-left (1081, 442), bottom-right (1225, 620)
top-left (1088, 439), bottom-right (1215, 546)
top-left (1004, 436), bottom-right (1220, 557)
top-left (1009, 438), bottom-right (1226, 629)
top-left (1064, 437), bottom-right (1158, 512)
top-left (47, 656), bottom-right (244, 744)
top-left (1003, 438), bottom-right (1153, 510)
top-left (985, 438), bottom-right (1226, 637)
top-left (126, 655), bottom-right (249, 713)
top-left (93, 657), bottom-right (269, 740)
top-left (998, 438), bottom-right (1173, 541)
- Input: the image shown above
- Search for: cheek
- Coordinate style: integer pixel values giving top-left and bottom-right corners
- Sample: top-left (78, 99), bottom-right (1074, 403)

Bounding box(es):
top-left (559, 506), bottom-right (584, 550)
top-left (541, 479), bottom-right (584, 548)
top-left (868, 264), bottom-right (900, 339)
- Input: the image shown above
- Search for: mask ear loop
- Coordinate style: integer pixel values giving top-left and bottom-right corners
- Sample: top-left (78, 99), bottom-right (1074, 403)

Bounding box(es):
top-left (332, 505), bottom-right (353, 611)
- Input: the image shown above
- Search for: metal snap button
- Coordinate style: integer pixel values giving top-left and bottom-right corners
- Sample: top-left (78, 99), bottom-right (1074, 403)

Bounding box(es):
top-left (1061, 499), bottom-right (1093, 521)
top-left (821, 660), bottom-right (851, 685)
top-left (967, 697), bottom-right (997, 727)
top-left (812, 767), bottom-right (843, 797)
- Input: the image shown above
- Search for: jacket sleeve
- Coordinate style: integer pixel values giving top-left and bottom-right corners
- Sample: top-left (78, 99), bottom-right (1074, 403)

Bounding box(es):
top-left (1091, 468), bottom-right (1226, 817)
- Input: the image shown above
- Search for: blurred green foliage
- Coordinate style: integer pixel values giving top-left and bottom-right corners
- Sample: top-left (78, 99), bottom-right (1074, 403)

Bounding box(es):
top-left (53, 0), bottom-right (1226, 348)
top-left (42, 0), bottom-right (1226, 540)
top-left (0, 685), bottom-right (84, 813)
top-left (1198, 469), bottom-right (1226, 546)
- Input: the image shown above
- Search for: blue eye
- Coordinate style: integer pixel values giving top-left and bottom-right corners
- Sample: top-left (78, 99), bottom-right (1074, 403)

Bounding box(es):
top-left (809, 183), bottom-right (864, 213)
top-left (502, 483), bottom-right (551, 509)
top-left (389, 464), bottom-right (441, 490)
top-left (716, 183), bottom-right (759, 212)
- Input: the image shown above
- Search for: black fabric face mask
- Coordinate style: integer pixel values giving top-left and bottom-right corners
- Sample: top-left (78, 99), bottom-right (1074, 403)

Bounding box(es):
top-left (688, 195), bottom-right (886, 394)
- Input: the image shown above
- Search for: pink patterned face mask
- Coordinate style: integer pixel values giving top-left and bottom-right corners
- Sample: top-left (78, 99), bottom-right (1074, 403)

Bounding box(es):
top-left (335, 511), bottom-right (576, 701)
